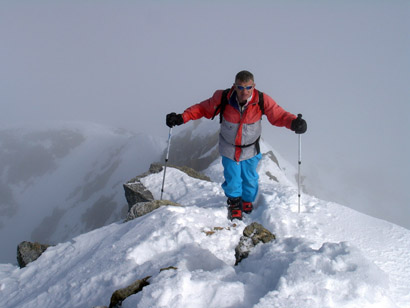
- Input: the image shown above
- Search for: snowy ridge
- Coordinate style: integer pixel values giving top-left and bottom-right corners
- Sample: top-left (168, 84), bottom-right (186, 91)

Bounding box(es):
top-left (1, 144), bottom-right (409, 307)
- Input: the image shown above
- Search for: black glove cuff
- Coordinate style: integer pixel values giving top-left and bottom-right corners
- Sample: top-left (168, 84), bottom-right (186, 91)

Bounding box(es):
top-left (175, 114), bottom-right (184, 126)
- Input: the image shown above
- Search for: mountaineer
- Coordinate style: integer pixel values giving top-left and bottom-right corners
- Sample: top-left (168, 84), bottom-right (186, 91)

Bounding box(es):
top-left (166, 70), bottom-right (307, 220)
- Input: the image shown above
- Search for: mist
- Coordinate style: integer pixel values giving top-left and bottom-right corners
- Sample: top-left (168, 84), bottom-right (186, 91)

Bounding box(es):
top-left (1, 1), bottom-right (409, 229)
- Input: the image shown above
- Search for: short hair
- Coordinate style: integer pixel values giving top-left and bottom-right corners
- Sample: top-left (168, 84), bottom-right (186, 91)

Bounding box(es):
top-left (235, 70), bottom-right (254, 83)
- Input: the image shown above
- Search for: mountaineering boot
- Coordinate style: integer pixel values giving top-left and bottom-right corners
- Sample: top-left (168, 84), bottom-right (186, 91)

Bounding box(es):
top-left (242, 201), bottom-right (253, 214)
top-left (227, 197), bottom-right (242, 221)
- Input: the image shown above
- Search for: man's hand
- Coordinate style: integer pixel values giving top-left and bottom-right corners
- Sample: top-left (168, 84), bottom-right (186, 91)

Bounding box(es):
top-left (291, 114), bottom-right (307, 134)
top-left (166, 112), bottom-right (184, 128)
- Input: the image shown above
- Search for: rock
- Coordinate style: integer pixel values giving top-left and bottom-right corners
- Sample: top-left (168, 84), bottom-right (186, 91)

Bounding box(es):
top-left (243, 222), bottom-right (276, 244)
top-left (123, 180), bottom-right (154, 210)
top-left (123, 163), bottom-right (210, 212)
top-left (109, 276), bottom-right (151, 308)
top-left (160, 266), bottom-right (178, 272)
top-left (125, 200), bottom-right (182, 222)
top-left (148, 163), bottom-right (163, 174)
top-left (17, 241), bottom-right (51, 268)
top-left (265, 171), bottom-right (278, 182)
top-left (102, 266), bottom-right (177, 308)
top-left (263, 150), bottom-right (280, 169)
top-left (123, 165), bottom-right (160, 210)
top-left (235, 222), bottom-right (275, 265)
top-left (234, 237), bottom-right (254, 266)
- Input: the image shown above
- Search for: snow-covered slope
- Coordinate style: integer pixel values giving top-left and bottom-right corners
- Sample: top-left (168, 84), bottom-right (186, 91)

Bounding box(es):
top-left (0, 122), bottom-right (164, 263)
top-left (0, 131), bottom-right (409, 308)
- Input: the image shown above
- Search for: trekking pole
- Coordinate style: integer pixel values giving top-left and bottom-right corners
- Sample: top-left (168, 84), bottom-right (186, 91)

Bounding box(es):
top-left (297, 114), bottom-right (302, 213)
top-left (160, 126), bottom-right (173, 200)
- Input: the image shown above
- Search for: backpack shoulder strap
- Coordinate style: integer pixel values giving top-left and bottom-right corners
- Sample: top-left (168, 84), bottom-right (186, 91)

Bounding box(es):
top-left (211, 88), bottom-right (230, 123)
top-left (258, 91), bottom-right (265, 115)
top-left (212, 89), bottom-right (264, 122)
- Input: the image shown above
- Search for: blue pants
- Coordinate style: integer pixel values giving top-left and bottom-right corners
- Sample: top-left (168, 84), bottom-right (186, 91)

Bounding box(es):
top-left (221, 153), bottom-right (262, 202)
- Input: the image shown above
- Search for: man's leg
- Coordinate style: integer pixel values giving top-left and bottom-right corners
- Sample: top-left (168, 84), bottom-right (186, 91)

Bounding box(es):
top-left (221, 156), bottom-right (243, 220)
top-left (221, 156), bottom-right (242, 198)
top-left (241, 153), bottom-right (262, 203)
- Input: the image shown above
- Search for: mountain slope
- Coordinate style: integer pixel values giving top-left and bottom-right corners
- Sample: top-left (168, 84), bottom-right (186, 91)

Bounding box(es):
top-left (0, 122), bottom-right (164, 263)
top-left (0, 136), bottom-right (409, 308)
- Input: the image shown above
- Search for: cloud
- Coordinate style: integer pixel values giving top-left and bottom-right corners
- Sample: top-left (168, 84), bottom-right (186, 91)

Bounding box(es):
top-left (0, 1), bottom-right (409, 228)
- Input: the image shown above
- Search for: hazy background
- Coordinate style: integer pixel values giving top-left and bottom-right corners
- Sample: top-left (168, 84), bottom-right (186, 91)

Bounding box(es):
top-left (1, 0), bottom-right (409, 229)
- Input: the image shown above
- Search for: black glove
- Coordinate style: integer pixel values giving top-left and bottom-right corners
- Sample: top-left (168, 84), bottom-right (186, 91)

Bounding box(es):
top-left (166, 112), bottom-right (184, 128)
top-left (291, 114), bottom-right (307, 134)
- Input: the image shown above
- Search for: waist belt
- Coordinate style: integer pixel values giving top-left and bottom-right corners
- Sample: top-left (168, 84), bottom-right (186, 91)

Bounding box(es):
top-left (220, 134), bottom-right (261, 155)
top-left (234, 136), bottom-right (260, 148)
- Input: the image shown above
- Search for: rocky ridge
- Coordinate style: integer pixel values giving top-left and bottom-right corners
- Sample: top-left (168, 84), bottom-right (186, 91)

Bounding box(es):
top-left (17, 163), bottom-right (275, 308)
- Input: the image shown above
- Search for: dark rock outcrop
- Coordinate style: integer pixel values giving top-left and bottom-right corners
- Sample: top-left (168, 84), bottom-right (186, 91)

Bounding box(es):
top-left (123, 180), bottom-right (154, 210)
top-left (108, 276), bottom-right (151, 308)
top-left (235, 222), bottom-right (276, 265)
top-left (101, 266), bottom-right (177, 308)
top-left (123, 163), bottom-right (164, 210)
top-left (17, 241), bottom-right (51, 268)
top-left (263, 150), bottom-right (280, 169)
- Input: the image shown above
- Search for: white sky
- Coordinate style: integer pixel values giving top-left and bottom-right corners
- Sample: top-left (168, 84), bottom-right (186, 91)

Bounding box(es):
top-left (0, 0), bottom-right (409, 228)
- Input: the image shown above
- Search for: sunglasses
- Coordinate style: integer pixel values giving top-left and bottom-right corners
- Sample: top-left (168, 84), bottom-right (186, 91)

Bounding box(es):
top-left (236, 85), bottom-right (254, 90)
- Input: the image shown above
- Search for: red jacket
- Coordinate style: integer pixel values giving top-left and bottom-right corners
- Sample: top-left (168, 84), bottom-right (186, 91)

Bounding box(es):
top-left (182, 87), bottom-right (296, 161)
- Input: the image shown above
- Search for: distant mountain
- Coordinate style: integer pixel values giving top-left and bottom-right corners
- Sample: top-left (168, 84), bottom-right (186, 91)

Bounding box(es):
top-left (0, 122), bottom-right (164, 263)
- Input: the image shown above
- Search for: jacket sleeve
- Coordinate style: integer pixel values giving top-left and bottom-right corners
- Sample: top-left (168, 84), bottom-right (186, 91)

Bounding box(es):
top-left (263, 93), bottom-right (297, 129)
top-left (181, 90), bottom-right (224, 123)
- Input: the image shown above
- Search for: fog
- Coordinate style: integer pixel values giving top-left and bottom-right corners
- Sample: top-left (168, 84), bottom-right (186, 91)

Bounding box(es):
top-left (1, 1), bottom-right (409, 229)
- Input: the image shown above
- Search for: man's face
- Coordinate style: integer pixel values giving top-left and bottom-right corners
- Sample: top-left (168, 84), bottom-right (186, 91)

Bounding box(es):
top-left (234, 79), bottom-right (255, 104)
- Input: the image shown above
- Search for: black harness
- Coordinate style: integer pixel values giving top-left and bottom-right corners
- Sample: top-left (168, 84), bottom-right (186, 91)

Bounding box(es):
top-left (211, 88), bottom-right (265, 123)
top-left (211, 88), bottom-right (265, 154)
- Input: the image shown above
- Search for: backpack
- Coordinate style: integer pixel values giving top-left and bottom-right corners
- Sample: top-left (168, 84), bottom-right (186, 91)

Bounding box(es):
top-left (211, 88), bottom-right (265, 123)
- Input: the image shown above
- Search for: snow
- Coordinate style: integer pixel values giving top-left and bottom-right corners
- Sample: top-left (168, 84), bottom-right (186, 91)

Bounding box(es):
top-left (0, 136), bottom-right (409, 307)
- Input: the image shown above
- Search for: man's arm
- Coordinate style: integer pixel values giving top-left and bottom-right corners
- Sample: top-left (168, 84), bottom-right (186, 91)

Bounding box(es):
top-left (166, 90), bottom-right (224, 127)
top-left (263, 93), bottom-right (297, 129)
top-left (263, 93), bottom-right (307, 134)
top-left (181, 90), bottom-right (224, 123)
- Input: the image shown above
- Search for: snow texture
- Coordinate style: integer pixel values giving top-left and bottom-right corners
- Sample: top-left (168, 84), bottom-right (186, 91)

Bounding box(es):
top-left (0, 122), bottom-right (409, 307)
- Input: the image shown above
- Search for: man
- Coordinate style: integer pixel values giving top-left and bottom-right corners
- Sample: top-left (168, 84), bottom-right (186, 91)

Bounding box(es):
top-left (166, 70), bottom-right (307, 220)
